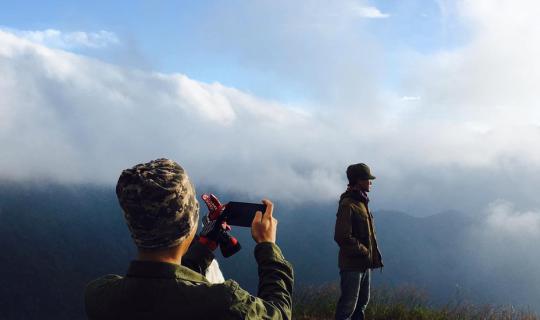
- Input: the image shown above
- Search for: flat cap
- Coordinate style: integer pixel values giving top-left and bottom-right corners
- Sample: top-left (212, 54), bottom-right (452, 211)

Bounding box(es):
top-left (346, 163), bottom-right (376, 184)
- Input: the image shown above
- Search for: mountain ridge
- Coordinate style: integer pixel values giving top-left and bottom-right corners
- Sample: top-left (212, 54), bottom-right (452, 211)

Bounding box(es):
top-left (0, 182), bottom-right (538, 319)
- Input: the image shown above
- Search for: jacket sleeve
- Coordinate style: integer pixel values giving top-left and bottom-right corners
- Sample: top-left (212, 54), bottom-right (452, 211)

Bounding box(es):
top-left (227, 242), bottom-right (294, 320)
top-left (182, 240), bottom-right (215, 275)
top-left (334, 203), bottom-right (370, 257)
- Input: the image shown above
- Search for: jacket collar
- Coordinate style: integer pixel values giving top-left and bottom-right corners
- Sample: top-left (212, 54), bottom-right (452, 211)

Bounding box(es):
top-left (126, 260), bottom-right (209, 283)
top-left (340, 189), bottom-right (369, 205)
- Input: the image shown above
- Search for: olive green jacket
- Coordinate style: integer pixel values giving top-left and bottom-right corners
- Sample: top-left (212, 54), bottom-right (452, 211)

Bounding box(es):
top-left (334, 191), bottom-right (383, 271)
top-left (85, 242), bottom-right (293, 319)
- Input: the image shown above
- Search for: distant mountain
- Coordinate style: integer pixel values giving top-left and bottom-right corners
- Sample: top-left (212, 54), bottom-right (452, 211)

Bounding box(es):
top-left (0, 182), bottom-right (538, 319)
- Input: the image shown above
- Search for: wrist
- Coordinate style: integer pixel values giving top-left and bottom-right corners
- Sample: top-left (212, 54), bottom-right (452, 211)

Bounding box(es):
top-left (254, 239), bottom-right (275, 244)
top-left (254, 242), bottom-right (284, 263)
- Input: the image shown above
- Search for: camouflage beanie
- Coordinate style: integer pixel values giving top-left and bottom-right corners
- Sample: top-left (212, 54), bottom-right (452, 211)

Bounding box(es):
top-left (116, 158), bottom-right (199, 249)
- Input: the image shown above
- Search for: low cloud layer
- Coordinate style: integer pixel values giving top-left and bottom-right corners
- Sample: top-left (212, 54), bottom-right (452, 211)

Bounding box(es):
top-left (465, 200), bottom-right (540, 306)
top-left (1, 0), bottom-right (540, 215)
top-left (483, 201), bottom-right (540, 240)
top-left (472, 200), bottom-right (540, 264)
top-left (0, 29), bottom-right (345, 202)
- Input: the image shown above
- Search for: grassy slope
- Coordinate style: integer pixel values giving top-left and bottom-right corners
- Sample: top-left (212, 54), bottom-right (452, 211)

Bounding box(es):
top-left (293, 283), bottom-right (539, 320)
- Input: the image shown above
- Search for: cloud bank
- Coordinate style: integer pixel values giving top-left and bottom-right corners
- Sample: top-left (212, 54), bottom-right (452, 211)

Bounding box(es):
top-left (1, 0), bottom-right (540, 215)
top-left (465, 199), bottom-right (540, 306)
top-left (0, 29), bottom-right (344, 202)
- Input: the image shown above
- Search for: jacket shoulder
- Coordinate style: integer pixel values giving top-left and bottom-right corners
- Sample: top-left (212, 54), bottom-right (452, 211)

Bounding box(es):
top-left (337, 197), bottom-right (356, 213)
top-left (339, 197), bottom-right (366, 212)
top-left (85, 274), bottom-right (123, 318)
top-left (85, 274), bottom-right (123, 294)
top-left (339, 197), bottom-right (353, 207)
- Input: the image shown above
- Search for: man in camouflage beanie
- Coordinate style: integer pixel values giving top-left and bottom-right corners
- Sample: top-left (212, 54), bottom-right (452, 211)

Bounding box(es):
top-left (116, 158), bottom-right (199, 249)
top-left (85, 158), bottom-right (294, 320)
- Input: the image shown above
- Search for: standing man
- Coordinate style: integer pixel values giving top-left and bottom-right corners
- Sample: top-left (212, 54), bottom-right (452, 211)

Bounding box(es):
top-left (85, 158), bottom-right (293, 319)
top-left (334, 163), bottom-right (383, 320)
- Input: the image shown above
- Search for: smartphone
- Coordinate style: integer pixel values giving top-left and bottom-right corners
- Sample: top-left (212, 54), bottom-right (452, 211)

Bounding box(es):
top-left (222, 202), bottom-right (267, 227)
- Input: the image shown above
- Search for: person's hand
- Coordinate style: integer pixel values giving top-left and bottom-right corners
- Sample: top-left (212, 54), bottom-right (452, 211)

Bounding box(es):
top-left (198, 215), bottom-right (220, 251)
top-left (251, 199), bottom-right (277, 243)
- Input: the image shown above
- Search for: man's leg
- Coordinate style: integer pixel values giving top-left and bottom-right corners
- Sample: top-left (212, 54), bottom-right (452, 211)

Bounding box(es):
top-left (351, 269), bottom-right (370, 320)
top-left (335, 270), bottom-right (362, 320)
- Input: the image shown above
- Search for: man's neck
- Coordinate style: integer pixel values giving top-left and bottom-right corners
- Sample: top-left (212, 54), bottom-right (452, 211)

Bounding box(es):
top-left (346, 186), bottom-right (370, 205)
top-left (347, 185), bottom-right (367, 193)
top-left (137, 247), bottom-right (183, 265)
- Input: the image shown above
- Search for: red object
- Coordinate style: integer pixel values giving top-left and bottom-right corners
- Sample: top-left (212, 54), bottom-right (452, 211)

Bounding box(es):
top-left (198, 236), bottom-right (218, 251)
top-left (201, 194), bottom-right (226, 220)
top-left (200, 193), bottom-right (242, 257)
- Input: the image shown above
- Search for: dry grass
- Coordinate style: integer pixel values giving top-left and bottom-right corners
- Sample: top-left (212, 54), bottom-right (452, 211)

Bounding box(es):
top-left (293, 283), bottom-right (538, 320)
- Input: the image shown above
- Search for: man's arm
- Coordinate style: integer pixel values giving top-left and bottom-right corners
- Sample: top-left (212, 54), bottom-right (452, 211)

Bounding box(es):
top-left (255, 242), bottom-right (293, 317)
top-left (182, 239), bottom-right (215, 275)
top-left (334, 202), bottom-right (369, 256)
top-left (224, 242), bottom-right (293, 320)
top-left (232, 199), bottom-right (294, 319)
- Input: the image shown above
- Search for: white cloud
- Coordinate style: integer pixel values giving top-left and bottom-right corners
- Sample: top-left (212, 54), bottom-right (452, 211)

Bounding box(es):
top-left (194, 0), bottom-right (387, 110)
top-left (191, 0), bottom-right (540, 212)
top-left (1, 28), bottom-right (119, 49)
top-left (392, 0), bottom-right (540, 173)
top-left (469, 199), bottom-right (540, 283)
top-left (464, 199), bottom-right (540, 309)
top-left (0, 29), bottom-right (341, 203)
top-left (351, 5), bottom-right (390, 18)
top-left (484, 200), bottom-right (540, 239)
top-left (2, 0), bottom-right (540, 213)
top-left (400, 96), bottom-right (421, 101)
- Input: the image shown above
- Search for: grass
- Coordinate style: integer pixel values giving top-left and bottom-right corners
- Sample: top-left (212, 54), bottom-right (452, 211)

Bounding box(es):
top-left (293, 283), bottom-right (538, 320)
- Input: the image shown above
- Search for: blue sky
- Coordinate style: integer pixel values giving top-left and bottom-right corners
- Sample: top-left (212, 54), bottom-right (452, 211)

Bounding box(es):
top-left (0, 0), bottom-right (466, 102)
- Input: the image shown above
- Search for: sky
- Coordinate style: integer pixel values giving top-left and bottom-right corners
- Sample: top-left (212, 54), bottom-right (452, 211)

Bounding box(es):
top-left (1, 0), bottom-right (540, 219)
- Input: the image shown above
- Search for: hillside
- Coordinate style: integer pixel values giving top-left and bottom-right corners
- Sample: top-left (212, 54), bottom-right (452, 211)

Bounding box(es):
top-left (0, 182), bottom-right (538, 319)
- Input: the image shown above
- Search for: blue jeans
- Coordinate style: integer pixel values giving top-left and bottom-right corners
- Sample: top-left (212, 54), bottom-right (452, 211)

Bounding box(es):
top-left (335, 269), bottom-right (371, 320)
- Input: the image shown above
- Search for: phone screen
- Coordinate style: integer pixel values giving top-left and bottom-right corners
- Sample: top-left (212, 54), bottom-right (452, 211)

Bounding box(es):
top-left (222, 202), bottom-right (267, 227)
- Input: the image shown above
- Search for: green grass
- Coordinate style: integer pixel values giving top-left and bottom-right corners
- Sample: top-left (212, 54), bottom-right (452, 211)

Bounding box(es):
top-left (293, 283), bottom-right (538, 320)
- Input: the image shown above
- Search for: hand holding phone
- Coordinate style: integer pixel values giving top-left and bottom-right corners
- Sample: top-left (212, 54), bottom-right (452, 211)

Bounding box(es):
top-left (221, 201), bottom-right (267, 227)
top-left (251, 199), bottom-right (277, 244)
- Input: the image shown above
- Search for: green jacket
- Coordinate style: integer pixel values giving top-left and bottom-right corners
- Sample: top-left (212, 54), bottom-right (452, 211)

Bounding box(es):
top-left (85, 242), bottom-right (293, 319)
top-left (334, 191), bottom-right (383, 271)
